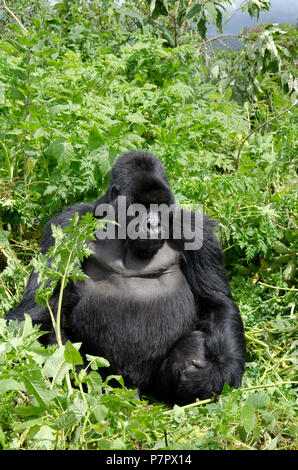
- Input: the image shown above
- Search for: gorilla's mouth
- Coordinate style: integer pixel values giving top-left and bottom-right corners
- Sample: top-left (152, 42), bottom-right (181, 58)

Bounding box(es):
top-left (126, 238), bottom-right (164, 259)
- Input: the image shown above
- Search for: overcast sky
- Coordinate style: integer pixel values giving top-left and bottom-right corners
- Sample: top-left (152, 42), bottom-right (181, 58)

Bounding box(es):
top-left (222, 0), bottom-right (297, 34)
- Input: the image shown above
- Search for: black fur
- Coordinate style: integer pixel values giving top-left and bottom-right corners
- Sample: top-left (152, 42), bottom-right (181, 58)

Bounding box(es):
top-left (6, 150), bottom-right (246, 405)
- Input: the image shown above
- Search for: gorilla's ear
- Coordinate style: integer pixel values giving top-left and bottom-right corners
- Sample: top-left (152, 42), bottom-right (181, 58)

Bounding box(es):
top-left (110, 184), bottom-right (120, 201)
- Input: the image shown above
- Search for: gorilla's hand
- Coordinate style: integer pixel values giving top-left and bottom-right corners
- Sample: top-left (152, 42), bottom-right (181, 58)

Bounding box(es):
top-left (156, 330), bottom-right (226, 405)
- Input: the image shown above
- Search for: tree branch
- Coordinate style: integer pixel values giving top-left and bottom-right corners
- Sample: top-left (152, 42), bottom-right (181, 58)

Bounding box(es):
top-left (2, 0), bottom-right (28, 33)
top-left (235, 101), bottom-right (298, 170)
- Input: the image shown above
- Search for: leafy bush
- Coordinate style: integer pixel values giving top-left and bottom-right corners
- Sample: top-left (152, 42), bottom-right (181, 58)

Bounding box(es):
top-left (0, 0), bottom-right (297, 450)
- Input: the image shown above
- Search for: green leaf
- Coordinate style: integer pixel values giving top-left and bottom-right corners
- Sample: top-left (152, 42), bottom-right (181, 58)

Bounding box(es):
top-left (205, 2), bottom-right (218, 24)
top-left (34, 127), bottom-right (47, 139)
top-left (64, 341), bottom-right (83, 367)
top-left (272, 241), bottom-right (290, 254)
top-left (241, 403), bottom-right (256, 433)
top-left (14, 418), bottom-right (45, 432)
top-left (33, 425), bottom-right (56, 448)
top-left (86, 354), bottom-right (110, 369)
top-left (21, 314), bottom-right (34, 339)
top-left (216, 8), bottom-right (223, 33)
top-left (88, 396), bottom-right (108, 424)
top-left (52, 410), bottom-right (79, 430)
top-left (44, 345), bottom-right (72, 385)
top-left (185, 4), bottom-right (202, 20)
top-left (247, 392), bottom-right (269, 409)
top-left (21, 369), bottom-right (54, 409)
top-left (88, 125), bottom-right (106, 151)
top-left (86, 371), bottom-right (103, 394)
top-left (120, 7), bottom-right (144, 26)
top-left (69, 397), bottom-right (88, 420)
top-left (9, 87), bottom-right (25, 101)
top-left (210, 65), bottom-right (219, 79)
top-left (283, 259), bottom-right (296, 281)
top-left (45, 139), bottom-right (74, 169)
top-left (126, 111), bottom-right (147, 124)
top-left (0, 378), bottom-right (25, 394)
top-left (265, 436), bottom-right (278, 450)
top-left (197, 17), bottom-right (207, 39)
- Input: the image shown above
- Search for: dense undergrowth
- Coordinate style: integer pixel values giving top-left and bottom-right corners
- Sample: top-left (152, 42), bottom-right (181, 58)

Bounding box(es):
top-left (0, 0), bottom-right (297, 450)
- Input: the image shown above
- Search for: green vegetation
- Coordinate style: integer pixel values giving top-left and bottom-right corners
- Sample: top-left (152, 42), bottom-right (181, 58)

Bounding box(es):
top-left (0, 0), bottom-right (297, 450)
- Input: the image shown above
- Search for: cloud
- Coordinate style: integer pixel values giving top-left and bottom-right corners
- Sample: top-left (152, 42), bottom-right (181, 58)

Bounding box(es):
top-left (221, 0), bottom-right (297, 34)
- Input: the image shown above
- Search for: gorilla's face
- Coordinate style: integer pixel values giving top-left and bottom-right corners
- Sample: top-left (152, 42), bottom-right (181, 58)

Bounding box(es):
top-left (108, 151), bottom-right (175, 259)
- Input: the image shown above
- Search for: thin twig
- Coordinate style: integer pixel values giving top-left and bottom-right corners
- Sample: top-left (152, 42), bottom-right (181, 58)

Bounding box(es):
top-left (235, 101), bottom-right (298, 170)
top-left (200, 34), bottom-right (244, 47)
top-left (240, 381), bottom-right (298, 392)
top-left (257, 281), bottom-right (298, 292)
top-left (164, 381), bottom-right (298, 413)
top-left (223, 0), bottom-right (249, 26)
top-left (216, 38), bottom-right (237, 55)
top-left (2, 0), bottom-right (28, 33)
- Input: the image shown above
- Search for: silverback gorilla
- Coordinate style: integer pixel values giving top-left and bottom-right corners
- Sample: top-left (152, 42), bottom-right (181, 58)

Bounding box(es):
top-left (6, 150), bottom-right (246, 405)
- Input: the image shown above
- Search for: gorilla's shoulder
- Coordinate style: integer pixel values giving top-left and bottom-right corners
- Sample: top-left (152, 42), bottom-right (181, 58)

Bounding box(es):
top-left (41, 202), bottom-right (95, 252)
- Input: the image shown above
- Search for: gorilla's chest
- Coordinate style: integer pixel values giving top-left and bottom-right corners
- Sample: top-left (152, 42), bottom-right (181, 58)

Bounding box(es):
top-left (80, 239), bottom-right (186, 298)
top-left (69, 240), bottom-right (196, 384)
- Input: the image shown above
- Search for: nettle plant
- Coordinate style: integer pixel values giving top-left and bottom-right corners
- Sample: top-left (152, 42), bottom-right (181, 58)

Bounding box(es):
top-left (32, 212), bottom-right (100, 348)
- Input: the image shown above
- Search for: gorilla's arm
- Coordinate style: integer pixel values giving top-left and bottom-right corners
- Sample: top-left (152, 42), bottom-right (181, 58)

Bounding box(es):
top-left (151, 215), bottom-right (246, 405)
top-left (6, 202), bottom-right (94, 344)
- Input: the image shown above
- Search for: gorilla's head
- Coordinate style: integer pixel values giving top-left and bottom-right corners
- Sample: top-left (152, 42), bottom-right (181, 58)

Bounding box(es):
top-left (97, 150), bottom-right (175, 259)
top-left (109, 150), bottom-right (174, 206)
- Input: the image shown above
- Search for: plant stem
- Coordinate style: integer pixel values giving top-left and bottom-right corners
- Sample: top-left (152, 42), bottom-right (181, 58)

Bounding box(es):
top-left (56, 248), bottom-right (74, 347)
top-left (240, 381), bottom-right (298, 392)
top-left (235, 101), bottom-right (298, 169)
top-left (0, 139), bottom-right (13, 181)
top-left (163, 397), bottom-right (212, 413)
top-left (164, 381), bottom-right (297, 413)
top-left (46, 299), bottom-right (56, 332)
top-left (257, 281), bottom-right (298, 292)
top-left (2, 0), bottom-right (28, 33)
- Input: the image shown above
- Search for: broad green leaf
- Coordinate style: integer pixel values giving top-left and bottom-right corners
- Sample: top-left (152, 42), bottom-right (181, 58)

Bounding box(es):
top-left (241, 403), bottom-right (256, 433)
top-left (205, 2), bottom-right (218, 24)
top-left (51, 410), bottom-right (79, 430)
top-left (14, 418), bottom-right (45, 432)
top-left (33, 425), bottom-right (56, 449)
top-left (197, 17), bottom-right (207, 39)
top-left (34, 127), bottom-right (47, 139)
top-left (87, 396), bottom-right (108, 424)
top-left (265, 436), bottom-right (278, 450)
top-left (272, 241), bottom-right (289, 254)
top-left (0, 378), bottom-right (25, 394)
top-left (45, 139), bottom-right (74, 169)
top-left (69, 397), bottom-right (88, 420)
top-left (64, 341), bottom-right (83, 367)
top-left (86, 371), bottom-right (103, 394)
top-left (9, 87), bottom-right (25, 101)
top-left (21, 314), bottom-right (34, 339)
top-left (44, 345), bottom-right (71, 385)
top-left (86, 354), bottom-right (110, 369)
top-left (185, 4), bottom-right (202, 20)
top-left (126, 112), bottom-right (147, 124)
top-left (49, 104), bottom-right (69, 119)
top-left (247, 392), bottom-right (269, 409)
top-left (21, 369), bottom-right (54, 409)
top-left (120, 7), bottom-right (144, 26)
top-left (88, 125), bottom-right (106, 151)
top-left (210, 65), bottom-right (219, 79)
top-left (283, 259), bottom-right (296, 280)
